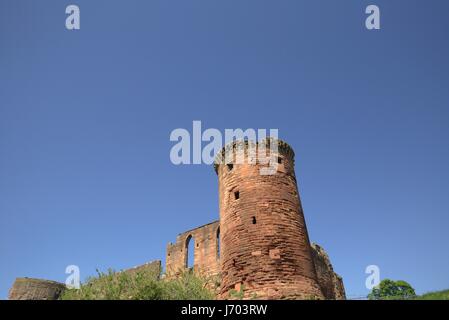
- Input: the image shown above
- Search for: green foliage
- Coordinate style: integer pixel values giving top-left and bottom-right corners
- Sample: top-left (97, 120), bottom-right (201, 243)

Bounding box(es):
top-left (60, 268), bottom-right (215, 300)
top-left (368, 279), bottom-right (416, 300)
top-left (158, 271), bottom-right (216, 300)
top-left (228, 285), bottom-right (245, 300)
top-left (415, 289), bottom-right (449, 300)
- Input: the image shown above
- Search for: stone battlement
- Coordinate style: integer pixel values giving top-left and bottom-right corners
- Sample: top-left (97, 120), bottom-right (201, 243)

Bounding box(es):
top-left (213, 138), bottom-right (295, 173)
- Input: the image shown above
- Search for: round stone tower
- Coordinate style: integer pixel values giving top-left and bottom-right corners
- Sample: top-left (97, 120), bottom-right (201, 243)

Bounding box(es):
top-left (214, 139), bottom-right (324, 299)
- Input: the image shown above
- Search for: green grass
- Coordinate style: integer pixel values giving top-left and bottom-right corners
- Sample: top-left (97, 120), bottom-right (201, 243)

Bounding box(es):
top-left (60, 268), bottom-right (216, 300)
top-left (367, 289), bottom-right (449, 300)
top-left (414, 289), bottom-right (449, 300)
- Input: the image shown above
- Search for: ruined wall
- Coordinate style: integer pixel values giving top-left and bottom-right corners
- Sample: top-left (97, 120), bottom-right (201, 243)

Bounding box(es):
top-left (120, 260), bottom-right (162, 280)
top-left (214, 140), bottom-right (324, 300)
top-left (166, 221), bottom-right (220, 277)
top-left (8, 278), bottom-right (66, 300)
top-left (311, 243), bottom-right (346, 300)
top-left (8, 261), bottom-right (162, 300)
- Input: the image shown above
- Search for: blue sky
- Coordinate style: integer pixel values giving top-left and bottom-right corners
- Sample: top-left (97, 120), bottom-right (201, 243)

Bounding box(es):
top-left (1, 0), bottom-right (448, 299)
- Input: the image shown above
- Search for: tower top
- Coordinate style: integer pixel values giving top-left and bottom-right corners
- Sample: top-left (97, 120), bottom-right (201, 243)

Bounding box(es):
top-left (213, 138), bottom-right (295, 174)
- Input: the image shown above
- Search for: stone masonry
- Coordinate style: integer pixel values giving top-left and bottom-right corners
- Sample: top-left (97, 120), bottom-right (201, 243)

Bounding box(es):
top-left (8, 278), bottom-right (66, 300)
top-left (310, 244), bottom-right (346, 300)
top-left (166, 221), bottom-right (220, 277)
top-left (166, 139), bottom-right (346, 299)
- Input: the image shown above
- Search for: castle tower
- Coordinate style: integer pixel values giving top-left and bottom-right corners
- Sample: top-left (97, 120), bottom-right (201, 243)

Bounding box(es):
top-left (214, 139), bottom-right (324, 299)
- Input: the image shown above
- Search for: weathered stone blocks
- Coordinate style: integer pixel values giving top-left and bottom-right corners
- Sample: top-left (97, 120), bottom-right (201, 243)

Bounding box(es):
top-left (166, 221), bottom-right (220, 277)
top-left (8, 278), bottom-right (66, 300)
top-left (215, 139), bottom-right (326, 299)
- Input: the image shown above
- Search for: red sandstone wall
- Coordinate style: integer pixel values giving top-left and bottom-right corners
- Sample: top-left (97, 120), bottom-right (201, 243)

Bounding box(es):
top-left (166, 221), bottom-right (220, 277)
top-left (215, 140), bottom-right (324, 299)
top-left (310, 243), bottom-right (346, 300)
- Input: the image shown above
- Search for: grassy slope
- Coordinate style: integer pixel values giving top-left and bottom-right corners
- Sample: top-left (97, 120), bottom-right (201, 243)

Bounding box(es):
top-left (415, 289), bottom-right (449, 300)
top-left (60, 269), bottom-right (217, 300)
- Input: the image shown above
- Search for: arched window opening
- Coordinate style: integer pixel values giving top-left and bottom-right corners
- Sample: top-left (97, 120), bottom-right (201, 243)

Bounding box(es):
top-left (186, 235), bottom-right (195, 269)
top-left (216, 227), bottom-right (221, 259)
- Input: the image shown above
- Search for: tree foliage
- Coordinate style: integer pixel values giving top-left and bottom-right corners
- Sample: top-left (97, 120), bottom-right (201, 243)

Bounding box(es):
top-left (368, 279), bottom-right (416, 300)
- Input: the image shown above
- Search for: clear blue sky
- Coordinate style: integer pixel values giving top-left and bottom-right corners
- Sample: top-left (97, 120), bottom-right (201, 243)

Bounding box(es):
top-left (1, 0), bottom-right (448, 299)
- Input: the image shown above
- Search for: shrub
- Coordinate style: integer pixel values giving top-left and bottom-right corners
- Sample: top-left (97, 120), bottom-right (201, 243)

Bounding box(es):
top-left (60, 268), bottom-right (215, 300)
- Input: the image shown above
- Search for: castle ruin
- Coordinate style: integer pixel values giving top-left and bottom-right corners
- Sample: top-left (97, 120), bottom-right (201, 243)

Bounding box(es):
top-left (166, 139), bottom-right (345, 299)
top-left (9, 139), bottom-right (345, 300)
